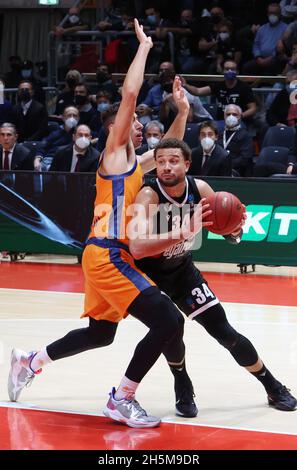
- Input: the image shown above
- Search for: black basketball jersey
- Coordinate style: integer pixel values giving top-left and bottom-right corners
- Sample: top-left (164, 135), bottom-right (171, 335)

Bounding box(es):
top-left (136, 175), bottom-right (202, 274)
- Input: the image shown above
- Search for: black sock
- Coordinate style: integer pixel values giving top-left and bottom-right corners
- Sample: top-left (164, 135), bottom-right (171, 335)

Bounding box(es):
top-left (251, 364), bottom-right (282, 393)
top-left (169, 361), bottom-right (194, 390)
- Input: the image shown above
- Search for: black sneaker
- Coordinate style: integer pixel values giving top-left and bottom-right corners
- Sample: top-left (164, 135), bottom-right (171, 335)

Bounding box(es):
top-left (174, 377), bottom-right (198, 418)
top-left (268, 386), bottom-right (297, 411)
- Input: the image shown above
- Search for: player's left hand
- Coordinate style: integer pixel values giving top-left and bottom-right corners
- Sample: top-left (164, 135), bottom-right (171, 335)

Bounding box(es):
top-left (231, 204), bottom-right (246, 237)
top-left (134, 18), bottom-right (153, 49)
top-left (172, 76), bottom-right (190, 115)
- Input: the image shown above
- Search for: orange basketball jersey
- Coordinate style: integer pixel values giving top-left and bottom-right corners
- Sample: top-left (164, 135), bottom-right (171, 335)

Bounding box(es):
top-left (88, 158), bottom-right (144, 247)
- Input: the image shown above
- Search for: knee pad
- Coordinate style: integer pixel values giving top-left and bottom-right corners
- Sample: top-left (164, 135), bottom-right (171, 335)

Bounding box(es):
top-left (227, 334), bottom-right (259, 367)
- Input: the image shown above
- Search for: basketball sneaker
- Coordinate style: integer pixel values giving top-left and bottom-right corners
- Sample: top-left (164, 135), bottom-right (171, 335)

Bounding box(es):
top-left (103, 387), bottom-right (161, 428)
top-left (8, 349), bottom-right (41, 402)
top-left (174, 375), bottom-right (198, 418)
top-left (267, 385), bottom-right (297, 411)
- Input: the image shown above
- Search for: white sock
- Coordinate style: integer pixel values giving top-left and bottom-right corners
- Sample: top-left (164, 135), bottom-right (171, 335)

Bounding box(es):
top-left (114, 376), bottom-right (139, 401)
top-left (30, 348), bottom-right (52, 372)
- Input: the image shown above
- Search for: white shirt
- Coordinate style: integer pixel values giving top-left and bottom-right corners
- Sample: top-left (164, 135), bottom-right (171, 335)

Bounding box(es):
top-left (21, 100), bottom-right (32, 115)
top-left (2, 144), bottom-right (16, 169)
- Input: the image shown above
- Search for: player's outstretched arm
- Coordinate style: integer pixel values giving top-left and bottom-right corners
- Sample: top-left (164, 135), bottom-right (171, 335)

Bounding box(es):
top-left (106, 19), bottom-right (152, 153)
top-left (138, 76), bottom-right (189, 174)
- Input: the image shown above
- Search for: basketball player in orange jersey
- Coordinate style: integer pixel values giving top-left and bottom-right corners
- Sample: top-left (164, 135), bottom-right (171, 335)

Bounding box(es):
top-left (129, 137), bottom-right (297, 412)
top-left (8, 19), bottom-right (212, 427)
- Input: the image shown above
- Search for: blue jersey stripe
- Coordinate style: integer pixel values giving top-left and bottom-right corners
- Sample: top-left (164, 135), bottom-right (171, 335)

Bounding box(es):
top-left (109, 248), bottom-right (152, 292)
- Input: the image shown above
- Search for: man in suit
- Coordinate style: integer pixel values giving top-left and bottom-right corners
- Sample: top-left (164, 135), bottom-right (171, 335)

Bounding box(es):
top-left (189, 120), bottom-right (232, 176)
top-left (218, 104), bottom-right (254, 176)
top-left (0, 122), bottom-right (34, 170)
top-left (50, 124), bottom-right (99, 172)
top-left (11, 81), bottom-right (48, 142)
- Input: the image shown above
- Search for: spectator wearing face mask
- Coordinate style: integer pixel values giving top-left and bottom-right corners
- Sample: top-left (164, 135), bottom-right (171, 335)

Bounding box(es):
top-left (242, 3), bottom-right (287, 75)
top-left (89, 90), bottom-right (112, 135)
top-left (55, 69), bottom-right (82, 116)
top-left (136, 120), bottom-right (164, 155)
top-left (218, 104), bottom-right (253, 176)
top-left (53, 6), bottom-right (89, 38)
top-left (11, 80), bottom-right (48, 142)
top-left (73, 83), bottom-right (96, 127)
top-left (18, 60), bottom-right (46, 104)
top-left (184, 60), bottom-right (257, 123)
top-left (50, 124), bottom-right (99, 172)
top-left (212, 20), bottom-right (241, 74)
top-left (189, 120), bottom-right (232, 176)
top-left (34, 106), bottom-right (80, 170)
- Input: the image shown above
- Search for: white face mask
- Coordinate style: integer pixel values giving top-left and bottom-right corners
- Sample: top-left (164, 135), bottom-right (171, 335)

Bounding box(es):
top-left (201, 137), bottom-right (215, 152)
top-left (268, 14), bottom-right (279, 25)
top-left (69, 15), bottom-right (80, 24)
top-left (219, 32), bottom-right (230, 41)
top-left (65, 117), bottom-right (78, 129)
top-left (146, 136), bottom-right (160, 149)
top-left (75, 136), bottom-right (90, 150)
top-left (225, 115), bottom-right (239, 128)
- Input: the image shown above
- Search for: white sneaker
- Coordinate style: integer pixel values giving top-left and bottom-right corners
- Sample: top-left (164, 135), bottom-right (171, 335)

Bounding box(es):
top-left (8, 349), bottom-right (41, 402)
top-left (103, 387), bottom-right (161, 428)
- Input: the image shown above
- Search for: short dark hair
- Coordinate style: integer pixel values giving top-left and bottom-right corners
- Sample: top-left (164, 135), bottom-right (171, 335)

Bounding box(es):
top-left (18, 80), bottom-right (34, 89)
top-left (74, 83), bottom-right (89, 94)
top-left (199, 120), bottom-right (218, 137)
top-left (101, 102), bottom-right (120, 127)
top-left (154, 138), bottom-right (192, 162)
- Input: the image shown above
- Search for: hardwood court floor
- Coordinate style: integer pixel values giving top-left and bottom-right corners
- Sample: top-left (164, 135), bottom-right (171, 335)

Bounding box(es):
top-left (0, 261), bottom-right (297, 450)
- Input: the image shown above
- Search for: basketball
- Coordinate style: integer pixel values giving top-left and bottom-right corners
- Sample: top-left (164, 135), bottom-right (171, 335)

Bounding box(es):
top-left (204, 191), bottom-right (244, 235)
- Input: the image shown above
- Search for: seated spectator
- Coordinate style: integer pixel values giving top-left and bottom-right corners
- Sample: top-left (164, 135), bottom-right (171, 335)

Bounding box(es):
top-left (159, 70), bottom-right (212, 128)
top-left (0, 79), bottom-right (13, 125)
top-left (142, 63), bottom-right (175, 112)
top-left (184, 59), bottom-right (257, 124)
top-left (36, 106), bottom-right (80, 170)
top-left (19, 60), bottom-right (45, 104)
top-left (0, 122), bottom-right (35, 170)
top-left (136, 120), bottom-right (164, 155)
top-left (235, 23), bottom-right (260, 67)
top-left (242, 3), bottom-right (287, 75)
top-left (73, 83), bottom-right (96, 127)
top-left (89, 90), bottom-right (113, 135)
top-left (218, 104), bottom-right (254, 176)
top-left (266, 70), bottom-right (297, 126)
top-left (53, 5), bottom-right (88, 37)
top-left (212, 19), bottom-right (241, 73)
top-left (11, 81), bottom-right (48, 142)
top-left (94, 63), bottom-right (120, 102)
top-left (55, 69), bottom-right (81, 115)
top-left (50, 124), bottom-right (99, 172)
top-left (189, 120), bottom-right (232, 176)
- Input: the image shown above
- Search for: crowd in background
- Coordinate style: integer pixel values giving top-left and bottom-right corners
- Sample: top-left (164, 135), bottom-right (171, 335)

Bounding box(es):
top-left (1, 0), bottom-right (297, 178)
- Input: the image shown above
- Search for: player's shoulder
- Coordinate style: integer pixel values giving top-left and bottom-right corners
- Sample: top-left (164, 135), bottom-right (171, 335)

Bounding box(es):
top-left (136, 183), bottom-right (159, 204)
top-left (193, 178), bottom-right (214, 198)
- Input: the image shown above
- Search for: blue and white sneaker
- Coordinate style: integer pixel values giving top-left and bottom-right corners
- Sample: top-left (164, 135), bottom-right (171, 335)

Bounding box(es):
top-left (8, 349), bottom-right (41, 402)
top-left (103, 387), bottom-right (161, 428)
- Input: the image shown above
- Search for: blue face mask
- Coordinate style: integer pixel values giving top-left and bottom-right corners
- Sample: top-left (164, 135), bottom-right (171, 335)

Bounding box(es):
top-left (147, 15), bottom-right (157, 26)
top-left (97, 102), bottom-right (109, 113)
top-left (224, 70), bottom-right (237, 81)
top-left (21, 69), bottom-right (32, 79)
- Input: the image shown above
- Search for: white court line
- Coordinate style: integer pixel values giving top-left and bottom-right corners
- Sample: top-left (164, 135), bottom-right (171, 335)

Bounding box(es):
top-left (1, 401), bottom-right (297, 437)
top-left (0, 288), bottom-right (297, 311)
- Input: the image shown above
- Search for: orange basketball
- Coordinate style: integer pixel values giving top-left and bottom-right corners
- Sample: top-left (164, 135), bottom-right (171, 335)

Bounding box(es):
top-left (204, 191), bottom-right (244, 235)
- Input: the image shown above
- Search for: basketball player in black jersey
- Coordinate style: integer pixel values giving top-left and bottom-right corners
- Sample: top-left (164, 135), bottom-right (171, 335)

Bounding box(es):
top-left (129, 137), bottom-right (297, 413)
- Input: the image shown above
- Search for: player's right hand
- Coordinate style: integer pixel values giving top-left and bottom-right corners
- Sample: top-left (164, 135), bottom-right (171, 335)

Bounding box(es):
top-left (134, 18), bottom-right (153, 49)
